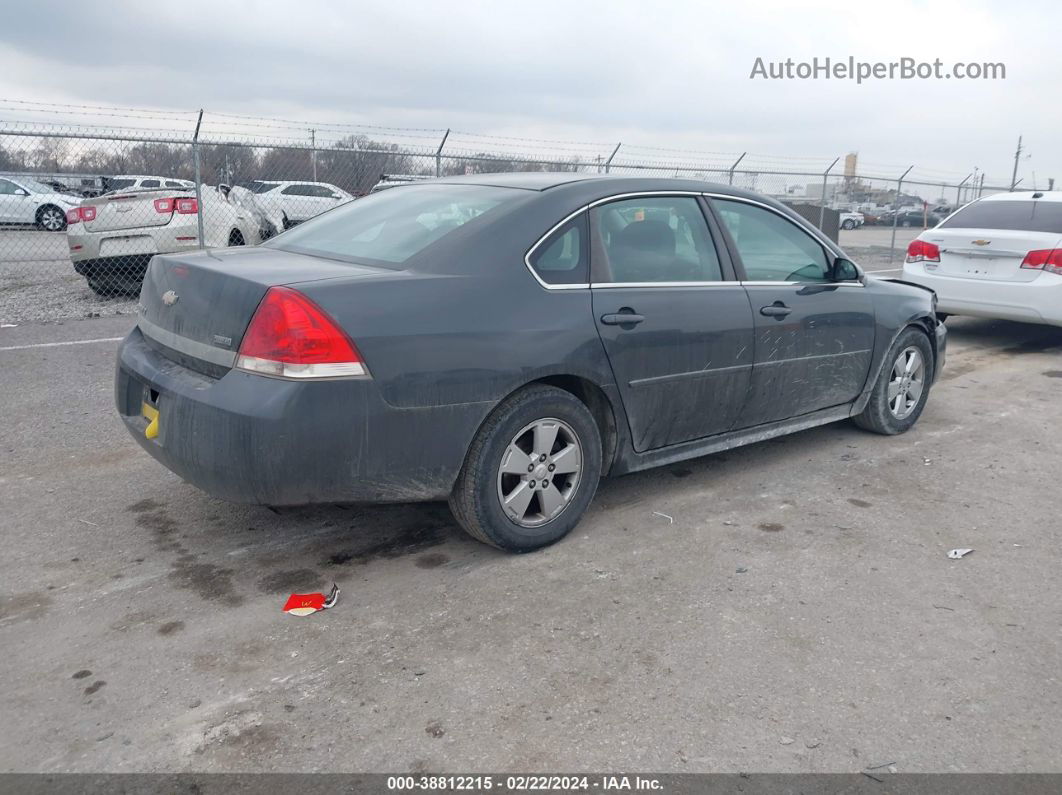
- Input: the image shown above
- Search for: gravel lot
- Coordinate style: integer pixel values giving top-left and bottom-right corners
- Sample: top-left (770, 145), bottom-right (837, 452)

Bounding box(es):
top-left (1, 312), bottom-right (1060, 773)
top-left (0, 225), bottom-right (919, 325)
top-left (0, 229), bottom-right (136, 324)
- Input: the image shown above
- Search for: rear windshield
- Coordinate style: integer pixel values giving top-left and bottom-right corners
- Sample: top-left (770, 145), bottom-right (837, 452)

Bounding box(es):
top-left (104, 178), bottom-right (135, 191)
top-left (940, 200), bottom-right (1062, 234)
top-left (265, 183), bottom-right (521, 266)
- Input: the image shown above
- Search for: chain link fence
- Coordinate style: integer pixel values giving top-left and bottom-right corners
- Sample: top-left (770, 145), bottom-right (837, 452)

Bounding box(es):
top-left (0, 106), bottom-right (1018, 324)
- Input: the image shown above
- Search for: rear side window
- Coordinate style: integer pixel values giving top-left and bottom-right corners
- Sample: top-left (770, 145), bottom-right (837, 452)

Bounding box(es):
top-left (593, 197), bottom-right (722, 283)
top-left (165, 180), bottom-right (185, 188)
top-left (715, 199), bottom-right (830, 282)
top-left (282, 184), bottom-right (314, 196)
top-left (940, 200), bottom-right (1062, 234)
top-left (266, 183), bottom-right (521, 267)
top-left (139, 180), bottom-right (160, 188)
top-left (529, 214), bottom-right (588, 285)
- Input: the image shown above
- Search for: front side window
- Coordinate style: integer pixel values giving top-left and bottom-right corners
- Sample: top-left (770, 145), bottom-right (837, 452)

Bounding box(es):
top-left (593, 196), bottom-right (722, 283)
top-left (0, 179), bottom-right (19, 195)
top-left (266, 183), bottom-right (521, 267)
top-left (714, 199), bottom-right (830, 282)
top-left (282, 184), bottom-right (313, 196)
top-left (529, 214), bottom-right (588, 285)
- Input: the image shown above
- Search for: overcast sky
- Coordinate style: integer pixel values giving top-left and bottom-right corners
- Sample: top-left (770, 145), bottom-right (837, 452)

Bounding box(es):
top-left (1, 0), bottom-right (1058, 187)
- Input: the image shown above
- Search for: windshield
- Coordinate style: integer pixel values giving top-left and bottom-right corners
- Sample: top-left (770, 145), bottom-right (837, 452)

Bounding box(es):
top-left (941, 200), bottom-right (1062, 234)
top-left (243, 181), bottom-right (280, 194)
top-left (16, 177), bottom-right (58, 194)
top-left (265, 183), bottom-right (522, 266)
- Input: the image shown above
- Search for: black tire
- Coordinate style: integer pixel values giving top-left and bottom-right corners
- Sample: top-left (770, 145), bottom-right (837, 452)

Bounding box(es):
top-left (853, 327), bottom-right (934, 435)
top-left (449, 385), bottom-right (602, 552)
top-left (841, 219), bottom-right (856, 230)
top-left (936, 313), bottom-right (950, 323)
top-left (36, 204), bottom-right (67, 232)
top-left (87, 278), bottom-right (120, 297)
top-left (229, 229), bottom-right (245, 246)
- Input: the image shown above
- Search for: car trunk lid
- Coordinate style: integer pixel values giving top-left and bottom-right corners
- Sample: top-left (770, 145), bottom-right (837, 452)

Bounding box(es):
top-left (920, 228), bottom-right (1062, 282)
top-left (137, 247), bottom-right (396, 376)
top-left (82, 190), bottom-right (180, 233)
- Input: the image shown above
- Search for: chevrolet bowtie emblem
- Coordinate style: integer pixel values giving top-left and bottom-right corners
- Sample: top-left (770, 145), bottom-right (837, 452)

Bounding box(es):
top-left (162, 290), bottom-right (179, 306)
top-left (972, 239), bottom-right (991, 246)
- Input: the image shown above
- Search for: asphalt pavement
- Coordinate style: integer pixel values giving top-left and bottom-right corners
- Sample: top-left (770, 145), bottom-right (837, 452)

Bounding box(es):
top-left (1, 311), bottom-right (1060, 773)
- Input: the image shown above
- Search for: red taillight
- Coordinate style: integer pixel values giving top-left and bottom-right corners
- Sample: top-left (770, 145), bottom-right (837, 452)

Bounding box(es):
top-left (175, 197), bottom-right (198, 214)
top-left (154, 198), bottom-right (175, 214)
top-left (67, 206), bottom-right (97, 224)
top-left (235, 287), bottom-right (367, 379)
top-left (906, 239), bottom-right (940, 263)
top-left (1020, 249), bottom-right (1062, 275)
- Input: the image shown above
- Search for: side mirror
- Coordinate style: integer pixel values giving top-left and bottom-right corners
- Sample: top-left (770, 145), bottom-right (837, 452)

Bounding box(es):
top-left (832, 257), bottom-right (861, 282)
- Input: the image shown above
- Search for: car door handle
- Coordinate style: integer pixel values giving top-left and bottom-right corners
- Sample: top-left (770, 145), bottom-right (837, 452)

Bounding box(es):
top-left (600, 312), bottom-right (645, 326)
top-left (759, 303), bottom-right (792, 318)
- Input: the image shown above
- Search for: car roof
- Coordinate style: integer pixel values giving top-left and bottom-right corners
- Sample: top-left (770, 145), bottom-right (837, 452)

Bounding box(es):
top-left (978, 190), bottom-right (1062, 203)
top-left (434, 172), bottom-right (602, 191)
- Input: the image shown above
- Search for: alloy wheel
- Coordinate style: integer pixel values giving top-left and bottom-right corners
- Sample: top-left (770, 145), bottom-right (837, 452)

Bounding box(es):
top-left (40, 207), bottom-right (65, 231)
top-left (496, 418), bottom-right (582, 528)
top-left (887, 346), bottom-right (925, 419)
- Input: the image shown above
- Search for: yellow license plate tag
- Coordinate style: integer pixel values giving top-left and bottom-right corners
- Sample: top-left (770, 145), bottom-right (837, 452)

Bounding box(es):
top-left (141, 402), bottom-right (160, 440)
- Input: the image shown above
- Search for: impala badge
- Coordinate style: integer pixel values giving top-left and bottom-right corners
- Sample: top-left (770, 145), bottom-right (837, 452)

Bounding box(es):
top-left (162, 290), bottom-right (179, 306)
top-left (972, 239), bottom-right (991, 246)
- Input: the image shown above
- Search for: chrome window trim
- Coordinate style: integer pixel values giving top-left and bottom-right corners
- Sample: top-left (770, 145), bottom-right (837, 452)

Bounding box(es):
top-left (740, 280), bottom-right (865, 288)
top-left (590, 281), bottom-right (736, 289)
top-left (138, 315), bottom-right (237, 368)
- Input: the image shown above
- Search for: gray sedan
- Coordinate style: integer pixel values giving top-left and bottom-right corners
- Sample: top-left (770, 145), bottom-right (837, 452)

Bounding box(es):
top-left (116, 174), bottom-right (946, 552)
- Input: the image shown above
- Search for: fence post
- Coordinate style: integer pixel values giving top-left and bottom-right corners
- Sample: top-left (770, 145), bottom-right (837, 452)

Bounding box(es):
top-left (727, 152), bottom-right (746, 186)
top-left (818, 158), bottom-right (839, 230)
top-left (955, 173), bottom-right (971, 209)
top-left (310, 128), bottom-right (317, 181)
top-left (435, 129), bottom-right (450, 178)
top-left (604, 143), bottom-right (622, 174)
top-left (888, 166), bottom-right (914, 264)
top-left (192, 109), bottom-right (205, 249)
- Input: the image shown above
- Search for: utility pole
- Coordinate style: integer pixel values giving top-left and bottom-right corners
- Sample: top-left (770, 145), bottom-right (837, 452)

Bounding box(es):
top-left (310, 129), bottom-right (317, 181)
top-left (1010, 135), bottom-right (1022, 191)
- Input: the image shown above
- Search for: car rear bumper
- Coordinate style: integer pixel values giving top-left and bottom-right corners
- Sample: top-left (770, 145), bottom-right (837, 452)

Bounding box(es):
top-left (69, 221), bottom-right (204, 264)
top-left (115, 327), bottom-right (489, 505)
top-left (903, 263), bottom-right (1062, 326)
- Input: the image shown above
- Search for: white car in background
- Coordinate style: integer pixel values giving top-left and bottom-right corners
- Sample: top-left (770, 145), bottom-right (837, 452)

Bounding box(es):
top-left (839, 211), bottom-right (865, 230)
top-left (244, 180), bottom-right (354, 227)
top-left (102, 175), bottom-right (195, 193)
top-left (902, 191), bottom-right (1062, 327)
top-left (0, 175), bottom-right (81, 231)
top-left (67, 184), bottom-right (276, 296)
